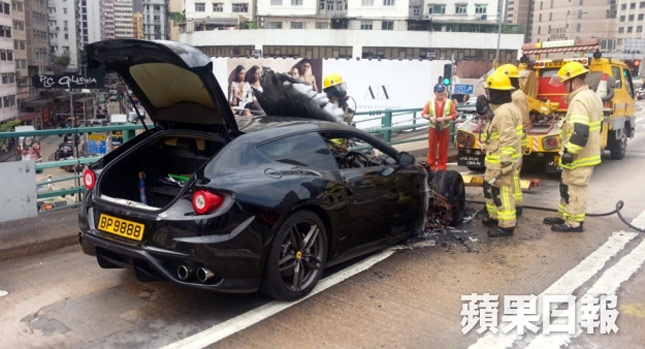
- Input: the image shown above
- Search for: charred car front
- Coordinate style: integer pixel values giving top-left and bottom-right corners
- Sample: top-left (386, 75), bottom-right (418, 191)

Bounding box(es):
top-left (78, 39), bottom-right (429, 300)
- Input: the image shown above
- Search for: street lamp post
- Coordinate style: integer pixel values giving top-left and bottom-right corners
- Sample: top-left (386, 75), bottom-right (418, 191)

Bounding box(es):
top-left (495, 0), bottom-right (507, 62)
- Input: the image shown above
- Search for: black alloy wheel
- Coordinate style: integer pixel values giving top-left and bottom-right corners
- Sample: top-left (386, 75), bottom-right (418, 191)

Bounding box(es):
top-left (262, 210), bottom-right (328, 301)
top-left (431, 170), bottom-right (466, 226)
top-left (610, 133), bottom-right (627, 160)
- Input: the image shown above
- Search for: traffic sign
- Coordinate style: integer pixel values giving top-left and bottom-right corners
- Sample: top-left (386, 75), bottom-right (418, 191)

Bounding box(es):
top-left (454, 84), bottom-right (474, 94)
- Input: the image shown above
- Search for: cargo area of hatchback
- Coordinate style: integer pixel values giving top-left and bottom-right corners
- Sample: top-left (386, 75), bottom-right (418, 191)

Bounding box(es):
top-left (97, 132), bottom-right (225, 208)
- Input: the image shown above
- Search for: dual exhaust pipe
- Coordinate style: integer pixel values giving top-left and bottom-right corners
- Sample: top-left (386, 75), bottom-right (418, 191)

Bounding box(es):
top-left (177, 265), bottom-right (214, 283)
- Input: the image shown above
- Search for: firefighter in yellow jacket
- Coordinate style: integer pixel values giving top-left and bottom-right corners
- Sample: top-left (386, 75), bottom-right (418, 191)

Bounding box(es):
top-left (496, 64), bottom-right (530, 216)
top-left (480, 72), bottom-right (523, 237)
top-left (544, 61), bottom-right (603, 232)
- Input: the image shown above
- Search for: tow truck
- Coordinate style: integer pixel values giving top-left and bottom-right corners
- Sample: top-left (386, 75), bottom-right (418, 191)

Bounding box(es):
top-left (456, 38), bottom-right (637, 172)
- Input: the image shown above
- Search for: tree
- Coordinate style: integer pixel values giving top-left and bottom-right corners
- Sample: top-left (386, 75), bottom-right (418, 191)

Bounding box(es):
top-left (52, 53), bottom-right (71, 74)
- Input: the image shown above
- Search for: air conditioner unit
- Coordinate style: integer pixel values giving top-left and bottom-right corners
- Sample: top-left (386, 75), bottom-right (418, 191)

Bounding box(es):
top-left (424, 14), bottom-right (432, 20)
top-left (478, 14), bottom-right (487, 20)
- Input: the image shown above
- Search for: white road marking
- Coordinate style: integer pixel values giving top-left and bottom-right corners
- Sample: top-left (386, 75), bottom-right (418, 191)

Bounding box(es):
top-left (0, 290), bottom-right (8, 298)
top-left (469, 209), bottom-right (645, 349)
top-left (161, 247), bottom-right (399, 349)
top-left (526, 238), bottom-right (645, 348)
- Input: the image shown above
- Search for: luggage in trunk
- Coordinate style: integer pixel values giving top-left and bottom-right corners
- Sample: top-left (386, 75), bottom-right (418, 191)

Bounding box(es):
top-left (99, 132), bottom-right (224, 208)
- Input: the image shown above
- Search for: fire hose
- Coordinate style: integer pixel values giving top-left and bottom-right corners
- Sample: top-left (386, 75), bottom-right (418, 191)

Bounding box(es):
top-left (464, 199), bottom-right (644, 233)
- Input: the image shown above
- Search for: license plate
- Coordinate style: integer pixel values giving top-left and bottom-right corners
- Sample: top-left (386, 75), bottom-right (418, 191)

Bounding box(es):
top-left (458, 154), bottom-right (484, 167)
top-left (97, 213), bottom-right (145, 241)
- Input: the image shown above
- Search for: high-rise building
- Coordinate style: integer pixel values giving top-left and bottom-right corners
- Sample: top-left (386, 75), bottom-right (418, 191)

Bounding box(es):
top-left (25, 0), bottom-right (49, 77)
top-left (0, 0), bottom-right (18, 123)
top-left (181, 0), bottom-right (523, 60)
top-left (77, 0), bottom-right (102, 58)
top-left (143, 0), bottom-right (168, 40)
top-left (101, 0), bottom-right (116, 39)
top-left (133, 12), bottom-right (144, 38)
top-left (12, 0), bottom-right (29, 104)
top-left (505, 0), bottom-right (533, 43)
top-left (615, 0), bottom-right (645, 53)
top-left (168, 0), bottom-right (181, 41)
top-left (48, 0), bottom-right (79, 71)
top-left (530, 0), bottom-right (616, 51)
top-left (115, 0), bottom-right (134, 38)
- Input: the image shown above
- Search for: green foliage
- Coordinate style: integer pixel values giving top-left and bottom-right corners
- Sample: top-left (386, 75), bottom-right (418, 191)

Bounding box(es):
top-left (169, 10), bottom-right (186, 24)
top-left (0, 119), bottom-right (20, 133)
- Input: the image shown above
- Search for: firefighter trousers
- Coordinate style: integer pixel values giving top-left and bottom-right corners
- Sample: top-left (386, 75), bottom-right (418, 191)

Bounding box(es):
top-left (426, 127), bottom-right (450, 171)
top-left (558, 166), bottom-right (594, 228)
top-left (513, 160), bottom-right (523, 208)
top-left (483, 168), bottom-right (516, 229)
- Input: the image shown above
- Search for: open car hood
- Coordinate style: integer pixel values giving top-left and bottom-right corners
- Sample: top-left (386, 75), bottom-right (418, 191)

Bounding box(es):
top-left (87, 39), bottom-right (238, 136)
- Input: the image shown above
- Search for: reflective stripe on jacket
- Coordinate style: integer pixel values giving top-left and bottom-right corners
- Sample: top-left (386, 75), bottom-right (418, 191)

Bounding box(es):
top-left (512, 89), bottom-right (530, 148)
top-left (482, 102), bottom-right (523, 170)
top-left (428, 99), bottom-right (453, 130)
top-left (559, 86), bottom-right (603, 170)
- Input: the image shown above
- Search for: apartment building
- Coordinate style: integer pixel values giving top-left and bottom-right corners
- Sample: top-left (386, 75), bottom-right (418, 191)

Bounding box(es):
top-left (505, 0), bottom-right (532, 42)
top-left (143, 0), bottom-right (168, 40)
top-left (615, 0), bottom-right (645, 53)
top-left (12, 0), bottom-right (28, 103)
top-left (530, 0), bottom-right (616, 51)
top-left (168, 0), bottom-right (181, 40)
top-left (101, 0), bottom-right (116, 39)
top-left (182, 0), bottom-right (523, 60)
top-left (133, 11), bottom-right (144, 38)
top-left (114, 0), bottom-right (134, 38)
top-left (25, 0), bottom-right (48, 78)
top-left (47, 0), bottom-right (79, 71)
top-left (0, 0), bottom-right (17, 123)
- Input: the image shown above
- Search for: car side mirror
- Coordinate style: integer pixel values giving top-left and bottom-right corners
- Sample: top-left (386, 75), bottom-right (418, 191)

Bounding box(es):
top-left (399, 152), bottom-right (415, 166)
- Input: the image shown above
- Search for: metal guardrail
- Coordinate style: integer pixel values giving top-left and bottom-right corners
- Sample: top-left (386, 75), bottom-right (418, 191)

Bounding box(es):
top-left (1, 110), bottom-right (460, 215)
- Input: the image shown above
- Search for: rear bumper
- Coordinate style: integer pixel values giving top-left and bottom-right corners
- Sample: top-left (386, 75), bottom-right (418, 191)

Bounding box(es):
top-left (79, 231), bottom-right (261, 293)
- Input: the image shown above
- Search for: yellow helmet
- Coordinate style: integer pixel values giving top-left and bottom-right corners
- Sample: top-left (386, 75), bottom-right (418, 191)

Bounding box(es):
top-left (485, 71), bottom-right (514, 91)
top-left (323, 73), bottom-right (343, 90)
top-left (557, 61), bottom-right (589, 83)
top-left (496, 64), bottom-right (520, 78)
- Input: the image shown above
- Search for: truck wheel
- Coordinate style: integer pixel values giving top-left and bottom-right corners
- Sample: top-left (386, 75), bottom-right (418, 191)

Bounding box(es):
top-left (431, 170), bottom-right (466, 226)
top-left (610, 133), bottom-right (627, 160)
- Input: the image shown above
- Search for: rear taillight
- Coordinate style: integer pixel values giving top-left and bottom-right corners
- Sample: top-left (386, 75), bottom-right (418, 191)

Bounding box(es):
top-left (83, 168), bottom-right (96, 190)
top-left (192, 190), bottom-right (224, 215)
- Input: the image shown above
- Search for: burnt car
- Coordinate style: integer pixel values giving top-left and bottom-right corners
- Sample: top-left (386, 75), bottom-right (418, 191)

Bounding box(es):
top-left (78, 40), bottom-right (432, 300)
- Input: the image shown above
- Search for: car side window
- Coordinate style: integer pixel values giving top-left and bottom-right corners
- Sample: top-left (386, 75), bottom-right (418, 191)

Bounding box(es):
top-left (320, 133), bottom-right (397, 169)
top-left (624, 69), bottom-right (634, 98)
top-left (257, 132), bottom-right (338, 170)
top-left (612, 66), bottom-right (622, 89)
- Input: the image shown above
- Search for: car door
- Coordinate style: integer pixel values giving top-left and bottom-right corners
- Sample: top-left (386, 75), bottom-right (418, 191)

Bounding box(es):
top-left (320, 131), bottom-right (415, 251)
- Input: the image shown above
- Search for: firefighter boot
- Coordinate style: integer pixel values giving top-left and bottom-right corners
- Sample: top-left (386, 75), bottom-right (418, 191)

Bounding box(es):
top-left (551, 223), bottom-right (584, 233)
top-left (516, 207), bottom-right (523, 216)
top-left (488, 226), bottom-right (514, 237)
top-left (543, 217), bottom-right (565, 225)
top-left (482, 217), bottom-right (499, 227)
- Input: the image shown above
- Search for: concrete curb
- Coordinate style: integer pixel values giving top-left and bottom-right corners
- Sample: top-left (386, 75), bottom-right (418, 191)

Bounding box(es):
top-left (0, 208), bottom-right (80, 261)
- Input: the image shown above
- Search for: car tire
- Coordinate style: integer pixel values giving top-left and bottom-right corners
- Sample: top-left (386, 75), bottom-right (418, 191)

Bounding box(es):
top-left (261, 210), bottom-right (328, 301)
top-left (431, 170), bottom-right (466, 226)
top-left (610, 133), bottom-right (627, 160)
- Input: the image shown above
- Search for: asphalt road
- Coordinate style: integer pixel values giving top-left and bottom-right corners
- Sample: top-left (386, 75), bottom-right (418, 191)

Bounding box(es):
top-left (1, 106), bottom-right (644, 348)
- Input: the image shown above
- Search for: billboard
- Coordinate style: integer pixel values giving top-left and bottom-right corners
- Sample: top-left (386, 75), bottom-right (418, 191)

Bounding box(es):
top-left (32, 74), bottom-right (105, 89)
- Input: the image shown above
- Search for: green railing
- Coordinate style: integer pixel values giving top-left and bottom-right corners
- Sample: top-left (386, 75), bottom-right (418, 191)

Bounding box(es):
top-left (0, 109), bottom-right (462, 216)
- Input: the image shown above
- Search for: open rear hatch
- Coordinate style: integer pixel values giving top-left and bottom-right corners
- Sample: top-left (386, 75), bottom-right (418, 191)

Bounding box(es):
top-left (87, 39), bottom-right (239, 136)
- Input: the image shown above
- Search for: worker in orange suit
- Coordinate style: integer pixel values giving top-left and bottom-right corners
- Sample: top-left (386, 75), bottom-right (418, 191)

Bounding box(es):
top-left (422, 83), bottom-right (457, 171)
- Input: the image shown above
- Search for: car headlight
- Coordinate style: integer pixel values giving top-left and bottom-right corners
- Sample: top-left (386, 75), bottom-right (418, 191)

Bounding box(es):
top-left (541, 136), bottom-right (559, 150)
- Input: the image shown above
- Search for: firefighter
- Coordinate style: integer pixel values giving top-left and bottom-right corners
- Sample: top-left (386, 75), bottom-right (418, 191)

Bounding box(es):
top-left (421, 83), bottom-right (457, 171)
top-left (480, 72), bottom-right (523, 237)
top-left (496, 63), bottom-right (530, 215)
top-left (544, 61), bottom-right (602, 232)
top-left (323, 73), bottom-right (354, 125)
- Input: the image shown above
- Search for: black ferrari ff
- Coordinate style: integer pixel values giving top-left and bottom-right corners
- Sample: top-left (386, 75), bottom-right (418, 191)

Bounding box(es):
top-left (78, 40), bottom-right (432, 300)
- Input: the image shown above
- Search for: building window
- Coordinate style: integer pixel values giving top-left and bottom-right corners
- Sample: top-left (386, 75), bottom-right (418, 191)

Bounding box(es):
top-left (629, 14), bottom-right (634, 21)
top-left (360, 20), bottom-right (373, 30)
top-left (315, 22), bottom-right (329, 29)
top-left (549, 13), bottom-right (552, 21)
top-left (194, 2), bottom-right (205, 11)
top-left (0, 2), bottom-right (9, 14)
top-left (638, 26), bottom-right (643, 33)
top-left (361, 0), bottom-right (374, 5)
top-left (0, 26), bottom-right (10, 37)
top-left (621, 4), bottom-right (626, 10)
top-left (639, 14), bottom-right (644, 20)
top-left (383, 0), bottom-right (394, 5)
top-left (576, 23), bottom-right (581, 32)
top-left (213, 3), bottom-right (223, 11)
top-left (412, 6), bottom-right (420, 15)
top-left (291, 0), bottom-right (303, 5)
top-left (620, 15), bottom-right (625, 21)
top-left (291, 21), bottom-right (304, 29)
top-left (641, 1), bottom-right (645, 8)
top-left (475, 4), bottom-right (486, 14)
top-left (630, 2), bottom-right (636, 9)
top-left (628, 26), bottom-right (633, 33)
top-left (428, 4), bottom-right (445, 14)
top-left (232, 3), bottom-right (248, 12)
top-left (382, 21), bottom-right (393, 30)
top-left (268, 22), bottom-right (282, 29)
top-left (538, 26), bottom-right (541, 34)
top-left (455, 3), bottom-right (467, 14)
top-left (63, 7), bottom-right (66, 14)
top-left (271, 0), bottom-right (282, 4)
top-left (579, 0), bottom-right (583, 5)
